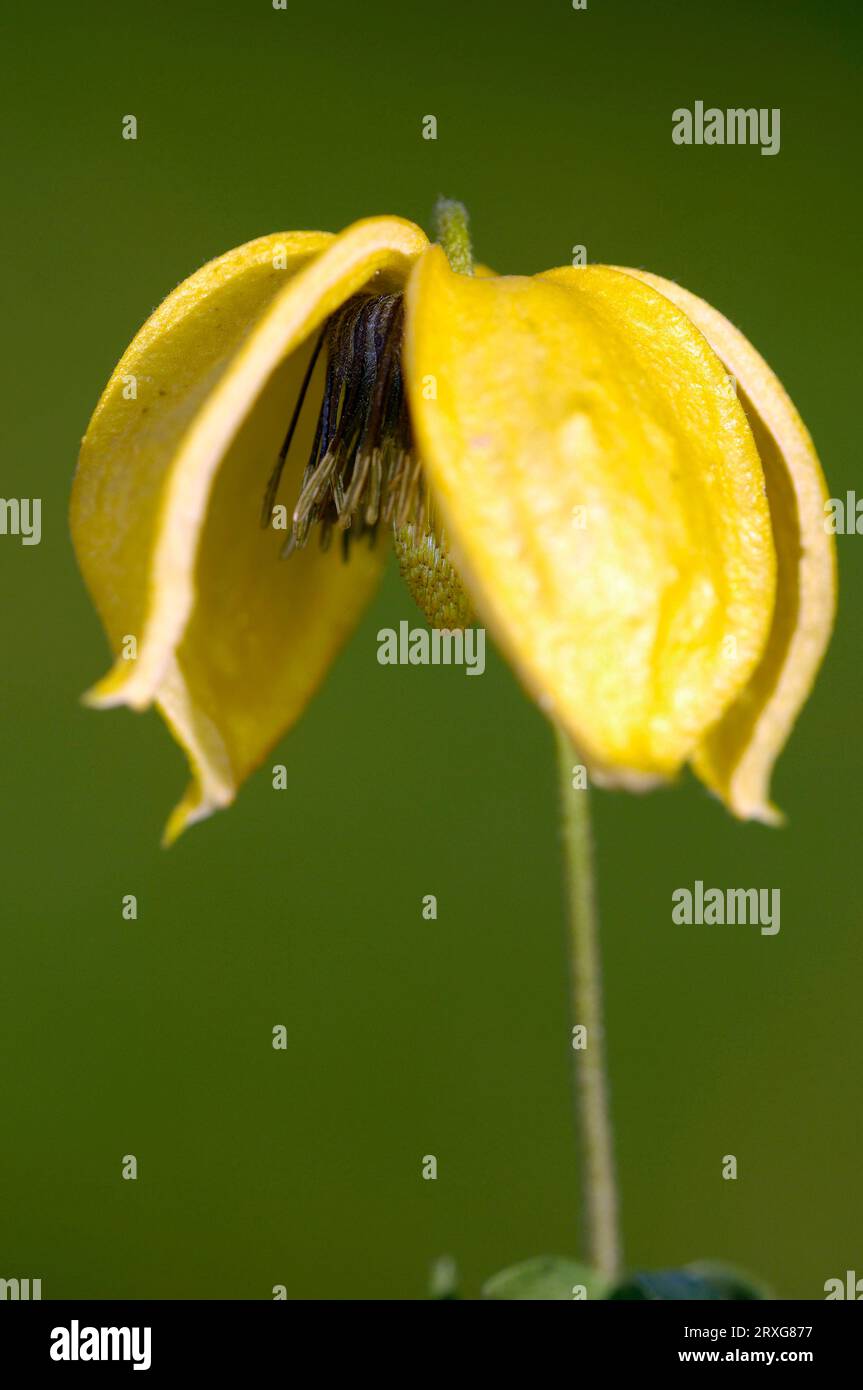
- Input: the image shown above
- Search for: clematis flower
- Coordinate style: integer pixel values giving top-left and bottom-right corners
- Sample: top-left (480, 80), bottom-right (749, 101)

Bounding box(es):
top-left (71, 212), bottom-right (835, 843)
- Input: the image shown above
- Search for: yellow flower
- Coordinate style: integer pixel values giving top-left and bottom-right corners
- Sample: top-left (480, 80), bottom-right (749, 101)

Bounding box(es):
top-left (70, 213), bottom-right (835, 843)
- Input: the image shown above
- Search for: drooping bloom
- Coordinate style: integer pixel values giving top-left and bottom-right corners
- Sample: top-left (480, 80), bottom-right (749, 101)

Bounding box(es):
top-left (70, 215), bottom-right (835, 842)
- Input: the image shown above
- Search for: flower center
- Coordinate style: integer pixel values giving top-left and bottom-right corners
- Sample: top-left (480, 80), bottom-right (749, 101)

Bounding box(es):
top-left (394, 519), bottom-right (475, 629)
top-left (263, 292), bottom-right (423, 557)
top-left (263, 289), bottom-right (474, 629)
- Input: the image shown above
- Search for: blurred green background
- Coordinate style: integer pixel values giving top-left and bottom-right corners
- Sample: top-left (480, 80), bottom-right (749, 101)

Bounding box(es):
top-left (1, 0), bottom-right (859, 1300)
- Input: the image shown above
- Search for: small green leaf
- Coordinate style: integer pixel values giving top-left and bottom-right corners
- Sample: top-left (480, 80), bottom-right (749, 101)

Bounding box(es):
top-left (608, 1261), bottom-right (769, 1301)
top-left (482, 1256), bottom-right (608, 1301)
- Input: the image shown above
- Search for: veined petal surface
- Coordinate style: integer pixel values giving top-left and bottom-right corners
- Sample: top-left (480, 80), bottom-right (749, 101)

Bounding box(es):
top-left (405, 250), bottom-right (777, 784)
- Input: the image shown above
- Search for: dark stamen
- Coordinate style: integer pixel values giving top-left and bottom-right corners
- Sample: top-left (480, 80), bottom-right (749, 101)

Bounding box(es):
top-left (262, 292), bottom-right (423, 557)
top-left (260, 325), bottom-right (326, 528)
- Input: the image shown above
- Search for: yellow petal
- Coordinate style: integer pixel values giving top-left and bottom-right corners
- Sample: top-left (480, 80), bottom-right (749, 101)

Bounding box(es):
top-left (404, 249), bottom-right (777, 784)
top-left (71, 217), bottom-right (429, 838)
top-left (610, 268), bottom-right (836, 822)
top-left (73, 217), bottom-right (427, 708)
top-left (157, 339), bottom-right (385, 844)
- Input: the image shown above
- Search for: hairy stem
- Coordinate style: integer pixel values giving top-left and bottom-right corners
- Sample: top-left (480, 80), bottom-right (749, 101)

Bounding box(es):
top-left (433, 198), bottom-right (473, 275)
top-left (554, 726), bottom-right (622, 1284)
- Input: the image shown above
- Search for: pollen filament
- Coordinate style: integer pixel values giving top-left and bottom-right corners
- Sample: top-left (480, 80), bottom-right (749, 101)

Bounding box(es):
top-left (262, 292), bottom-right (424, 556)
top-left (264, 290), bottom-right (474, 629)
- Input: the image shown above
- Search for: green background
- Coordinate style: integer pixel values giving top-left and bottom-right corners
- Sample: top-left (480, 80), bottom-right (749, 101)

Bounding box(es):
top-left (1, 0), bottom-right (859, 1300)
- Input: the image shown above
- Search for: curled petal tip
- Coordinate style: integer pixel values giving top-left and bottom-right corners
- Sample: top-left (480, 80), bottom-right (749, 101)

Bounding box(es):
top-left (81, 666), bottom-right (153, 712)
top-left (161, 793), bottom-right (222, 848)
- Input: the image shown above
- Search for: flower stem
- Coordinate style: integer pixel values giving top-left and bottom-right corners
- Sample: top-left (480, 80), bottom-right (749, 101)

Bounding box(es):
top-left (433, 198), bottom-right (473, 275)
top-left (554, 726), bottom-right (623, 1284)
